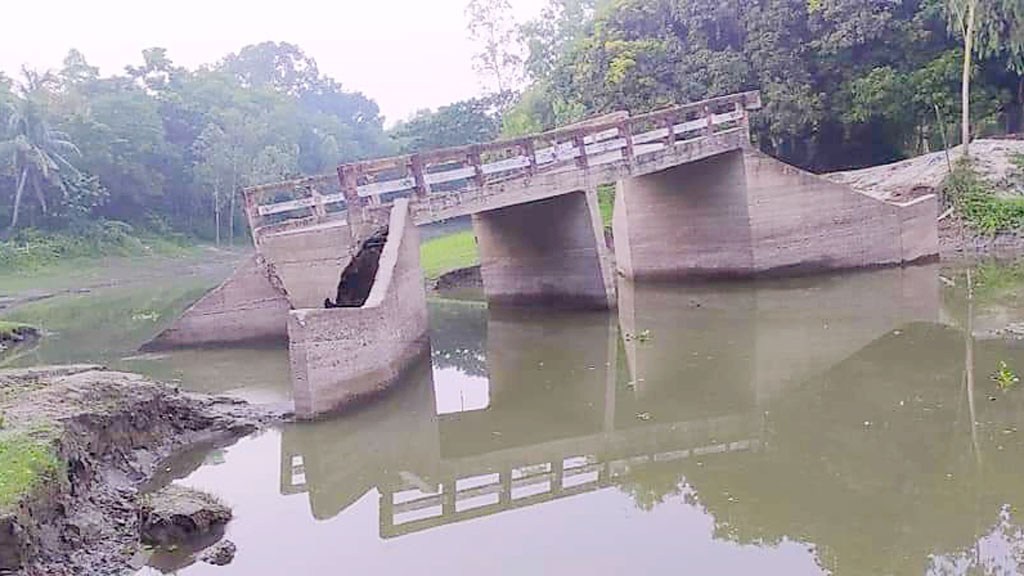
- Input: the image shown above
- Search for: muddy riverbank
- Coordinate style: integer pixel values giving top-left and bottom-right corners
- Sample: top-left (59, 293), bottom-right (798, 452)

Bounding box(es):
top-left (0, 365), bottom-right (282, 575)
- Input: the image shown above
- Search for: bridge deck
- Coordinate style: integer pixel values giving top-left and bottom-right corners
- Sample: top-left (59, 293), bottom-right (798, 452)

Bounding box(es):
top-left (242, 91), bottom-right (762, 240)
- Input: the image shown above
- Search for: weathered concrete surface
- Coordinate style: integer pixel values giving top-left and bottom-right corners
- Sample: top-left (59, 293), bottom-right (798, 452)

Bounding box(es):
top-left (287, 199), bottom-right (429, 418)
top-left (614, 149), bottom-right (939, 279)
top-left (145, 255), bottom-right (291, 349)
top-left (472, 190), bottom-right (616, 309)
top-left (613, 150), bottom-right (754, 278)
top-left (616, 264), bottom-right (940, 405)
top-left (258, 220), bottom-right (361, 310)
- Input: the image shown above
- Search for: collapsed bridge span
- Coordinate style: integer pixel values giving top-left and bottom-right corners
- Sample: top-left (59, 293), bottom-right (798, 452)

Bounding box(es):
top-left (153, 89), bottom-right (939, 418)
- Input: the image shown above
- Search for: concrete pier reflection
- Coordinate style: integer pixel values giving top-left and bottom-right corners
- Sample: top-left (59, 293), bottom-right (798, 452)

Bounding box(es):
top-left (279, 265), bottom-right (951, 547)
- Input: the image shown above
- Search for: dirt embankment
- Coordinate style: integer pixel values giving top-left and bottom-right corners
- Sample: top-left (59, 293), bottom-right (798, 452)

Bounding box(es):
top-left (827, 139), bottom-right (1024, 259)
top-left (0, 365), bottom-right (282, 575)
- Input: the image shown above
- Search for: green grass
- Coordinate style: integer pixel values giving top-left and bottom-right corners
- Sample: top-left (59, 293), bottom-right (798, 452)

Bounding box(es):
top-left (946, 158), bottom-right (1024, 235)
top-left (0, 431), bottom-right (61, 512)
top-left (420, 231), bottom-right (480, 281)
top-left (0, 321), bottom-right (36, 340)
top-left (0, 222), bottom-right (195, 275)
top-left (598, 183), bottom-right (615, 229)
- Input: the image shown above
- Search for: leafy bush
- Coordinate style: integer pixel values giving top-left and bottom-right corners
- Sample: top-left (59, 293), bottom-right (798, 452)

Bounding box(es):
top-left (0, 220), bottom-right (147, 271)
top-left (946, 159), bottom-right (1024, 235)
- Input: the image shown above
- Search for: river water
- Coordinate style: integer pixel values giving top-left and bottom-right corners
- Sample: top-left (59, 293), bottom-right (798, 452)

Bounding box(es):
top-left (7, 259), bottom-right (1024, 575)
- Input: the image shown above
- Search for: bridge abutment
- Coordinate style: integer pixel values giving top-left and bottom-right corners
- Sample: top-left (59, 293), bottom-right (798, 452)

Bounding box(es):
top-left (614, 148), bottom-right (939, 279)
top-left (472, 189), bottom-right (616, 309)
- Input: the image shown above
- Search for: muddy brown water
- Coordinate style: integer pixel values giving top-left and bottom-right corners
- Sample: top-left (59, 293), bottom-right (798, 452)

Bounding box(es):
top-left (8, 259), bottom-right (1024, 574)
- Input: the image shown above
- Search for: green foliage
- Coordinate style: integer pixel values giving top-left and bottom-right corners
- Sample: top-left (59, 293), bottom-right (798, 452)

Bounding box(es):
top-left (517, 0), bottom-right (1024, 171)
top-left (992, 361), bottom-right (1020, 390)
top-left (390, 97), bottom-right (502, 153)
top-left (1, 43), bottom-right (393, 244)
top-left (597, 183), bottom-right (615, 229)
top-left (946, 160), bottom-right (1024, 234)
top-left (0, 221), bottom-right (151, 271)
top-left (0, 432), bottom-right (61, 512)
top-left (419, 231), bottom-right (480, 281)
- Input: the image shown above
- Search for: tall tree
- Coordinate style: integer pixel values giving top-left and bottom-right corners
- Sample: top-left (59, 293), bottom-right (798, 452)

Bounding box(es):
top-left (466, 0), bottom-right (524, 96)
top-left (948, 0), bottom-right (980, 156)
top-left (0, 72), bottom-right (81, 232)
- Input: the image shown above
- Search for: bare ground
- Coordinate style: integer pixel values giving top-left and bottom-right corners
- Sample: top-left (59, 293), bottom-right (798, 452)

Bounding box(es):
top-left (0, 365), bottom-right (284, 575)
top-left (826, 139), bottom-right (1024, 259)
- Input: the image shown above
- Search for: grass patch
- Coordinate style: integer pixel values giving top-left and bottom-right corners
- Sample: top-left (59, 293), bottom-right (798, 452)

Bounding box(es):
top-left (598, 183), bottom-right (615, 229)
top-left (947, 158), bottom-right (1024, 235)
top-left (0, 221), bottom-right (194, 274)
top-left (0, 321), bottom-right (36, 340)
top-left (420, 231), bottom-right (480, 281)
top-left (0, 431), bottom-right (61, 512)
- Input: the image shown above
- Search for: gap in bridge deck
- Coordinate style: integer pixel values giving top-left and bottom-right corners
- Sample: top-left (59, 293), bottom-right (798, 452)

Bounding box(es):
top-left (326, 226), bottom-right (389, 308)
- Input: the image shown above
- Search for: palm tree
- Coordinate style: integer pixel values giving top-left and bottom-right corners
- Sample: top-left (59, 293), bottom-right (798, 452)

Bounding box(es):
top-left (0, 75), bottom-right (80, 232)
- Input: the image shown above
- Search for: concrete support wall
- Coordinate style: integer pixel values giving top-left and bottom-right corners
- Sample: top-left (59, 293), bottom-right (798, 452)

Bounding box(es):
top-left (614, 151), bottom-right (754, 278)
top-left (144, 255), bottom-right (291, 349)
top-left (472, 190), bottom-right (615, 309)
top-left (614, 148), bottom-right (939, 278)
top-left (287, 199), bottom-right (429, 418)
top-left (258, 222), bottom-right (357, 309)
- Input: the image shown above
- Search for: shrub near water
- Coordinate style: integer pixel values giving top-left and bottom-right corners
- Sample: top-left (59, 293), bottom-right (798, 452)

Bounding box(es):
top-left (946, 157), bottom-right (1024, 235)
top-left (0, 221), bottom-right (189, 272)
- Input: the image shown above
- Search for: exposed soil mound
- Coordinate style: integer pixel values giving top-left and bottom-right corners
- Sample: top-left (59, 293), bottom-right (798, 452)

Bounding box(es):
top-left (827, 139), bottom-right (1024, 202)
top-left (0, 365), bottom-right (278, 575)
top-left (140, 485), bottom-right (231, 545)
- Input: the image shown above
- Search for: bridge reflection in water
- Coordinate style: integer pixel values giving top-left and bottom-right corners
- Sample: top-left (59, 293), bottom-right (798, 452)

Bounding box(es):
top-left (277, 264), bottom-right (942, 543)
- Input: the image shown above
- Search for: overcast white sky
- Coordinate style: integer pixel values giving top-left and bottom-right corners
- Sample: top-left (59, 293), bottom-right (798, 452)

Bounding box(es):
top-left (1, 0), bottom-right (546, 124)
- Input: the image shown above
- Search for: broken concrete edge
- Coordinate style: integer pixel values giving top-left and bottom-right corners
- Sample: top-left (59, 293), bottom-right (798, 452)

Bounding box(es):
top-left (141, 254), bottom-right (292, 351)
top-left (364, 198), bottom-right (410, 309)
top-left (0, 365), bottom-right (283, 574)
top-left (288, 198), bottom-right (430, 419)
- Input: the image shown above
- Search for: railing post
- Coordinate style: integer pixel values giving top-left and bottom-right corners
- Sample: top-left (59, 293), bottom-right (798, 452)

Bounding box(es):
top-left (469, 145), bottom-right (485, 188)
top-left (736, 100), bottom-right (751, 146)
top-left (242, 187), bottom-right (261, 246)
top-left (410, 154), bottom-right (429, 199)
top-left (338, 163), bottom-right (363, 224)
top-left (619, 120), bottom-right (635, 172)
top-left (310, 185), bottom-right (326, 222)
top-left (522, 139), bottom-right (537, 176)
top-left (664, 115), bottom-right (677, 147)
top-left (704, 104), bottom-right (714, 137)
top-left (573, 132), bottom-right (589, 169)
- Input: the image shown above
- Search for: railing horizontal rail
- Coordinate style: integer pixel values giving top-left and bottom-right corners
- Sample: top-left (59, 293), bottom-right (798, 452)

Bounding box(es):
top-left (242, 90), bottom-right (761, 236)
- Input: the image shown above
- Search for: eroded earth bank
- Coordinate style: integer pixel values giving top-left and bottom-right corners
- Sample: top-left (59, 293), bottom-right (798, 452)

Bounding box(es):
top-left (0, 365), bottom-right (281, 575)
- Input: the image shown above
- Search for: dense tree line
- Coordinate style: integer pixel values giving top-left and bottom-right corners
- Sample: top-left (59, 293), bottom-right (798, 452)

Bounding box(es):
top-left (509, 0), bottom-right (1024, 171)
top-left (3, 1), bottom-right (1022, 244)
top-left (0, 42), bottom-right (392, 242)
top-left (405, 0), bottom-right (1023, 173)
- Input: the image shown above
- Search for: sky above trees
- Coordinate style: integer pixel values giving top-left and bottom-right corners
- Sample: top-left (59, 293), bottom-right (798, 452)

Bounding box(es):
top-left (0, 0), bottom-right (546, 124)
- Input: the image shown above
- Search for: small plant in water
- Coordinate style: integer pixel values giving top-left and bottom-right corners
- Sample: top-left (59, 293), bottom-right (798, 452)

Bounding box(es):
top-left (624, 329), bottom-right (651, 343)
top-left (992, 361), bottom-right (1020, 390)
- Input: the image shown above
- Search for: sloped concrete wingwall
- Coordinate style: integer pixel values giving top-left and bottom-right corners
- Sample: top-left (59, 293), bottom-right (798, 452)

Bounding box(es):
top-left (144, 255), bottom-right (291, 349)
top-left (288, 198), bottom-right (429, 418)
top-left (472, 190), bottom-right (616, 309)
top-left (614, 149), bottom-right (938, 278)
top-left (744, 150), bottom-right (937, 273)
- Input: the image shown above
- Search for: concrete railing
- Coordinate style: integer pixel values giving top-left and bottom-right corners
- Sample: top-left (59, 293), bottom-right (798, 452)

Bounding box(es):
top-left (242, 91), bottom-right (762, 238)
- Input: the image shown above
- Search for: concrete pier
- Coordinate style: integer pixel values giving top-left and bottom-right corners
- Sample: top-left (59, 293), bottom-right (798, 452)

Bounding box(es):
top-left (472, 190), bottom-right (616, 309)
top-left (288, 198), bottom-right (429, 418)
